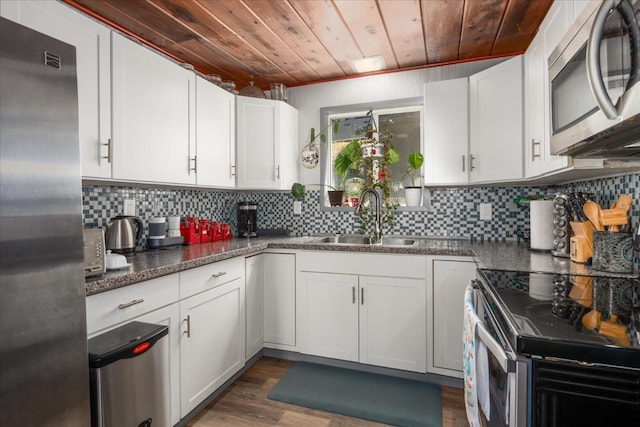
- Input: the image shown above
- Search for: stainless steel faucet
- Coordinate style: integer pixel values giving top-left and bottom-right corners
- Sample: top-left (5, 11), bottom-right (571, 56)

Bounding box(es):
top-left (355, 188), bottom-right (382, 244)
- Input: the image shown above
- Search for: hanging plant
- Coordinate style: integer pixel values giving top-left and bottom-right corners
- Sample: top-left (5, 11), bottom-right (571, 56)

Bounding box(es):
top-left (301, 121), bottom-right (340, 169)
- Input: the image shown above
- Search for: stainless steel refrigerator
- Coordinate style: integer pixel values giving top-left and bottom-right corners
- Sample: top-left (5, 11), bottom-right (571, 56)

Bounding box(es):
top-left (0, 17), bottom-right (90, 426)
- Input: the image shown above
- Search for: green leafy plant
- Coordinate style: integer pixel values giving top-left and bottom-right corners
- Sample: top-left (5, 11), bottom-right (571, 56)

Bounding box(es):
top-left (308, 120), bottom-right (340, 146)
top-left (401, 152), bottom-right (424, 187)
top-left (291, 182), bottom-right (339, 201)
top-left (291, 182), bottom-right (306, 200)
top-left (333, 140), bottom-right (362, 190)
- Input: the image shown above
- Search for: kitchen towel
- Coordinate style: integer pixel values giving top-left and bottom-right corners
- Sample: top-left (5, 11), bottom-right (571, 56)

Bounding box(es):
top-left (463, 283), bottom-right (490, 427)
top-left (530, 200), bottom-right (555, 250)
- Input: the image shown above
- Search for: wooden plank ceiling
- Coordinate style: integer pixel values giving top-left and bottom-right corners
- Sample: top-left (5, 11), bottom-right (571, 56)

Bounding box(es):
top-left (63, 0), bottom-right (553, 90)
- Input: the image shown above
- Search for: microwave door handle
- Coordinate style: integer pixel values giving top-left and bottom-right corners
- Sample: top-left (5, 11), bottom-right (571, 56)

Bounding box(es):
top-left (587, 0), bottom-right (619, 119)
top-left (586, 0), bottom-right (640, 119)
top-left (619, 0), bottom-right (640, 89)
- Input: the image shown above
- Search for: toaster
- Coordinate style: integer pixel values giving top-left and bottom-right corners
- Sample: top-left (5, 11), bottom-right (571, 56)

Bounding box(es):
top-left (84, 228), bottom-right (106, 277)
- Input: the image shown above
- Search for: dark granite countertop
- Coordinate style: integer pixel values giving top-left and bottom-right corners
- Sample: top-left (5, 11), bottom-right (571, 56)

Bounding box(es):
top-left (86, 236), bottom-right (638, 296)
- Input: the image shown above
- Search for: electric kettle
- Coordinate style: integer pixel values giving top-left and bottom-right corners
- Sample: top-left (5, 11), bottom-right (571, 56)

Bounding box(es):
top-left (104, 215), bottom-right (143, 255)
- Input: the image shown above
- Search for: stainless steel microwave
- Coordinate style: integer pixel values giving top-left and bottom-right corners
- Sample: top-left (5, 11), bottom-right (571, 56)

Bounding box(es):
top-left (548, 0), bottom-right (640, 158)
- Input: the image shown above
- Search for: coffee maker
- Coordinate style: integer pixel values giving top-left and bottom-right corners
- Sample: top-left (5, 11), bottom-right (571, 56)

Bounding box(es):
top-left (237, 202), bottom-right (258, 237)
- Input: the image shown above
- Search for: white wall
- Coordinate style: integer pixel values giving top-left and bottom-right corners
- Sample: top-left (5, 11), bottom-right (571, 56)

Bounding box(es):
top-left (287, 57), bottom-right (508, 184)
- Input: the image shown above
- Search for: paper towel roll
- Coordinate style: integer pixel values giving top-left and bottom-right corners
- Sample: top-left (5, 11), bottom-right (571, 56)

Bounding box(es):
top-left (530, 200), bottom-right (554, 250)
top-left (528, 273), bottom-right (554, 300)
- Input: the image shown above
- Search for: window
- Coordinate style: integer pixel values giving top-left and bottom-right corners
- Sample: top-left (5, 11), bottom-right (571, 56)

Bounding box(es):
top-left (320, 99), bottom-right (423, 209)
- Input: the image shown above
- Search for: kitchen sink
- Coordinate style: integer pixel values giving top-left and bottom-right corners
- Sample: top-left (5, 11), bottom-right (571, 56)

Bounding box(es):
top-left (312, 235), bottom-right (416, 246)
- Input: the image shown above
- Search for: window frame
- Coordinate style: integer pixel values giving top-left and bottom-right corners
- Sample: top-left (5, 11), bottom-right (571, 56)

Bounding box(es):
top-left (319, 97), bottom-right (426, 211)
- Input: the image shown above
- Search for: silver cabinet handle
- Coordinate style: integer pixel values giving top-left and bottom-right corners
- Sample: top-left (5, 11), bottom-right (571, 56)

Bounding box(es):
top-left (352, 286), bottom-right (356, 304)
top-left (101, 138), bottom-right (112, 163)
top-left (211, 271), bottom-right (227, 278)
top-left (276, 165), bottom-right (280, 179)
top-left (190, 155), bottom-right (197, 173)
top-left (230, 164), bottom-right (236, 177)
top-left (118, 298), bottom-right (143, 309)
top-left (361, 287), bottom-right (364, 305)
top-left (462, 154), bottom-right (466, 172)
top-left (469, 154), bottom-right (476, 171)
top-left (184, 315), bottom-right (191, 337)
top-left (531, 139), bottom-right (541, 160)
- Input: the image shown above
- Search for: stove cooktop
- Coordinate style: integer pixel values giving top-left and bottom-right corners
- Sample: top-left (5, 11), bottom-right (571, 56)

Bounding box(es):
top-left (478, 269), bottom-right (640, 368)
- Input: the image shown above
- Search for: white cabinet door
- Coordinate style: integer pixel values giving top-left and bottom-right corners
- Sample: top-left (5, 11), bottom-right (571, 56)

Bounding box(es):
top-left (179, 278), bottom-right (245, 416)
top-left (469, 56), bottom-right (523, 183)
top-left (524, 31), bottom-right (547, 179)
top-left (540, 0), bottom-right (572, 173)
top-left (430, 258), bottom-right (476, 378)
top-left (112, 33), bottom-right (195, 185)
top-left (424, 78), bottom-right (469, 185)
top-left (299, 272), bottom-right (359, 362)
top-left (136, 303), bottom-right (181, 426)
top-left (195, 76), bottom-right (236, 187)
top-left (264, 253), bottom-right (296, 348)
top-left (0, 1), bottom-right (112, 179)
top-left (359, 275), bottom-right (426, 373)
top-left (236, 97), bottom-right (277, 188)
top-left (236, 97), bottom-right (298, 189)
top-left (245, 254), bottom-right (264, 359)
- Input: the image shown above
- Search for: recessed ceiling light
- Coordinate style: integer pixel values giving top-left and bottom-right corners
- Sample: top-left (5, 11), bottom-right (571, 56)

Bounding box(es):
top-left (351, 56), bottom-right (386, 73)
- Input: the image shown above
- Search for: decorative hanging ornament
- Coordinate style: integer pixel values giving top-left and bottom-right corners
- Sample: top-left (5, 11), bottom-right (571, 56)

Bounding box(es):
top-left (300, 142), bottom-right (319, 169)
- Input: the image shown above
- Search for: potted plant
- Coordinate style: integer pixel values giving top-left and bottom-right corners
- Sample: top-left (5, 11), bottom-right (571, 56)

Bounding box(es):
top-left (333, 140), bottom-right (362, 205)
top-left (291, 182), bottom-right (344, 207)
top-left (291, 182), bottom-right (306, 200)
top-left (401, 152), bottom-right (424, 207)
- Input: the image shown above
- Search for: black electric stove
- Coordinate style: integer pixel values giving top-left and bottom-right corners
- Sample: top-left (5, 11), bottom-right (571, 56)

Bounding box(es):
top-left (477, 269), bottom-right (640, 369)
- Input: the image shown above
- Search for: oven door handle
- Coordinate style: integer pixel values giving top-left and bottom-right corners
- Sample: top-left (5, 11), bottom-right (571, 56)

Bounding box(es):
top-left (476, 322), bottom-right (515, 373)
top-left (471, 280), bottom-right (516, 373)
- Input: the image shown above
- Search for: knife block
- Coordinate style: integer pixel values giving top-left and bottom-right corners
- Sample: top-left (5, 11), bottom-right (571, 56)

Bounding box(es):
top-left (570, 235), bottom-right (592, 263)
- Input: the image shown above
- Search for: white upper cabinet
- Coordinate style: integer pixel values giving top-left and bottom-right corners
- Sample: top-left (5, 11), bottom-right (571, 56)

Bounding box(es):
top-left (111, 32), bottom-right (196, 185)
top-left (195, 76), bottom-right (236, 187)
top-left (524, 31), bottom-right (548, 178)
top-left (469, 56), bottom-right (524, 183)
top-left (424, 78), bottom-right (469, 185)
top-left (524, 0), bottom-right (609, 180)
top-left (1, 1), bottom-right (112, 179)
top-left (236, 97), bottom-right (298, 189)
top-left (525, 0), bottom-right (573, 178)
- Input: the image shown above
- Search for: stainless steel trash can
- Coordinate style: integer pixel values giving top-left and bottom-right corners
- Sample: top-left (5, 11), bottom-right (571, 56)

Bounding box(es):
top-left (88, 321), bottom-right (170, 427)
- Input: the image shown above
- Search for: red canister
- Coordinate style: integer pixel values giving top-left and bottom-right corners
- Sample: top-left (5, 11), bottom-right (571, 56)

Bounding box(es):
top-left (199, 219), bottom-right (210, 243)
top-left (210, 221), bottom-right (220, 241)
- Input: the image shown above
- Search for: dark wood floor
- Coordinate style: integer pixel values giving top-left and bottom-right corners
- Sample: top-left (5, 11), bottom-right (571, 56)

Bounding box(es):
top-left (186, 356), bottom-right (470, 427)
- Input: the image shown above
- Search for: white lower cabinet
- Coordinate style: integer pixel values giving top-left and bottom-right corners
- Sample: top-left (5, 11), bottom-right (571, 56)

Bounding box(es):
top-left (179, 278), bottom-right (245, 417)
top-left (264, 252), bottom-right (296, 348)
top-left (301, 272), bottom-right (360, 361)
top-left (245, 254), bottom-right (264, 359)
top-left (85, 275), bottom-right (181, 425)
top-left (86, 258), bottom-right (247, 424)
top-left (427, 257), bottom-right (476, 378)
top-left (297, 252), bottom-right (427, 373)
top-left (135, 303), bottom-right (181, 426)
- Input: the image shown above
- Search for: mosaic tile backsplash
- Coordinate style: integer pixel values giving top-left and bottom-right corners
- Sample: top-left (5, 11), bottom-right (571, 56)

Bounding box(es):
top-left (83, 173), bottom-right (639, 260)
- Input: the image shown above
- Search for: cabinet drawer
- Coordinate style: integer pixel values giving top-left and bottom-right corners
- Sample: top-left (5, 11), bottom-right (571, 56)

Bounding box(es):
top-left (179, 257), bottom-right (244, 299)
top-left (86, 274), bottom-right (179, 334)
